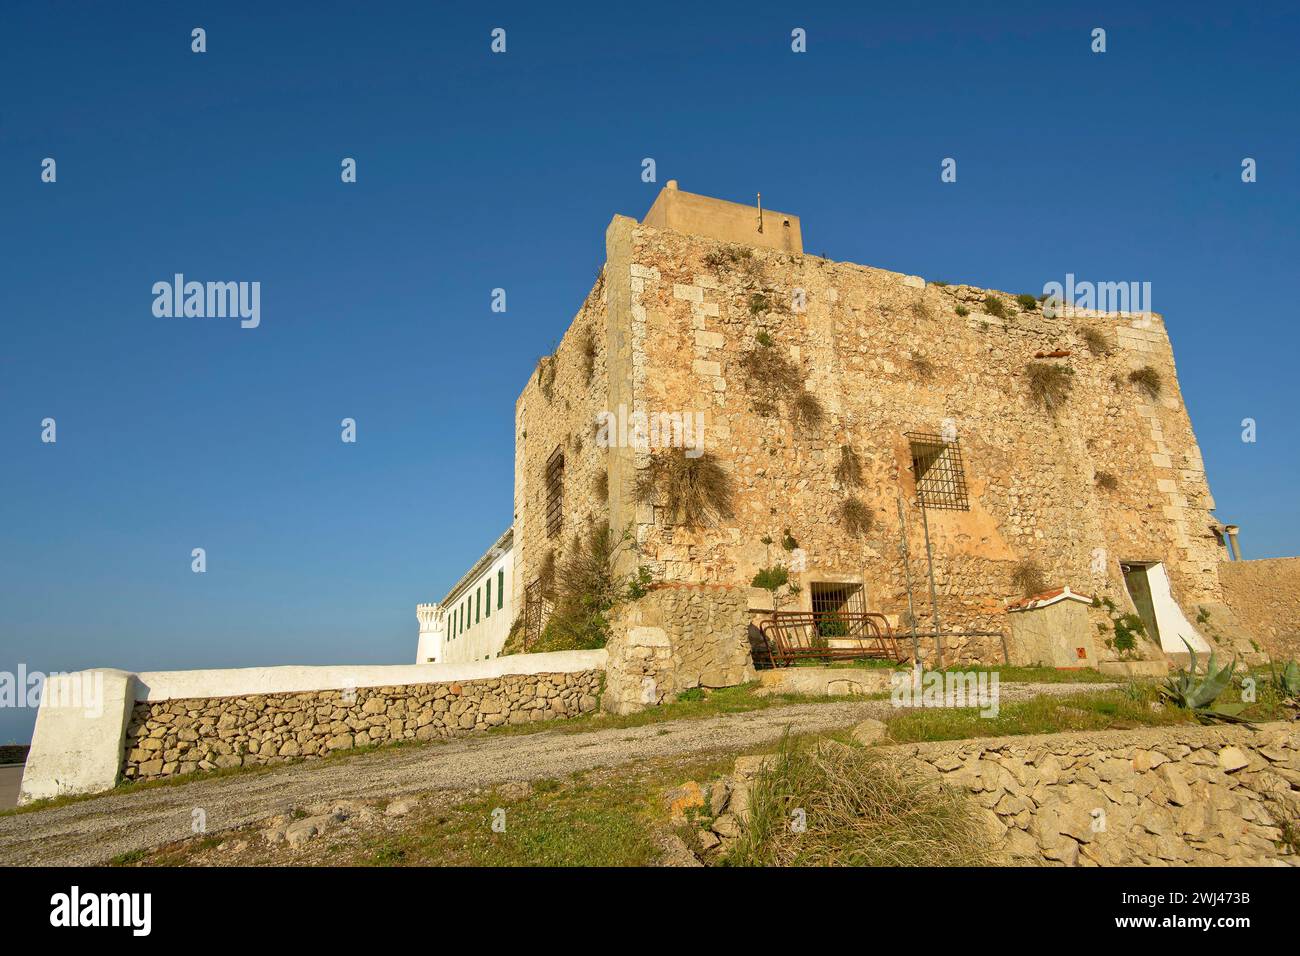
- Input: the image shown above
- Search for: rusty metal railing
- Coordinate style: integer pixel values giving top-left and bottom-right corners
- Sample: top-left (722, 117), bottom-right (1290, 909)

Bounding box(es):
top-left (757, 611), bottom-right (904, 668)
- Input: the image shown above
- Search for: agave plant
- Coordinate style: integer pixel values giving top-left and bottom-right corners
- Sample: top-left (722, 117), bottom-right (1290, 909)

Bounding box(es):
top-left (1272, 659), bottom-right (1300, 699)
top-left (1161, 638), bottom-right (1247, 722)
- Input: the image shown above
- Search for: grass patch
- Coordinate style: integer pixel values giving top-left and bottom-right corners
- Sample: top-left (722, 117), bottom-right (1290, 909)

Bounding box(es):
top-left (882, 686), bottom-right (1191, 744)
top-left (723, 734), bottom-right (992, 866)
top-left (356, 755), bottom-right (733, 867)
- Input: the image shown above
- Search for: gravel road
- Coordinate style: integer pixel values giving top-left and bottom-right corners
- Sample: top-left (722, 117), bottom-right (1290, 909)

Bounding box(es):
top-left (0, 682), bottom-right (1112, 866)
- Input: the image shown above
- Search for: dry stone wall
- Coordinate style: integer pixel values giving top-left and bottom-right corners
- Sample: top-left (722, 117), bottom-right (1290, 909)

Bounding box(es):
top-left (897, 721), bottom-right (1299, 866)
top-left (122, 670), bottom-right (602, 781)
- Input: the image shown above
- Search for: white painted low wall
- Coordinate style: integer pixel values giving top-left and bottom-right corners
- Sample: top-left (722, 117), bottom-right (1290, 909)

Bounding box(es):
top-left (135, 650), bottom-right (607, 701)
top-left (19, 650), bottom-right (607, 805)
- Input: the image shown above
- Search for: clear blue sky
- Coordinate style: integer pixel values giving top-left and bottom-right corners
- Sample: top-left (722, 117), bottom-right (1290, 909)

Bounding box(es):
top-left (2, 1), bottom-right (1297, 743)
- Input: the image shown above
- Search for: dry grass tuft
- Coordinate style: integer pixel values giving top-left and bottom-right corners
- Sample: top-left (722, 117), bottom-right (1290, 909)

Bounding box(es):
top-left (792, 390), bottom-right (824, 430)
top-left (838, 497), bottom-right (874, 536)
top-left (1081, 327), bottom-right (1110, 355)
top-left (579, 327), bottom-right (597, 385)
top-left (835, 445), bottom-right (863, 488)
top-left (1010, 559), bottom-right (1047, 598)
top-left (1094, 471), bottom-right (1118, 491)
top-left (738, 347), bottom-right (802, 416)
top-left (636, 450), bottom-right (735, 526)
top-left (1129, 365), bottom-right (1162, 399)
top-left (593, 470), bottom-right (609, 500)
top-left (910, 355), bottom-right (935, 379)
top-left (1026, 361), bottom-right (1074, 411)
top-left (536, 354), bottom-right (558, 401)
top-left (724, 735), bottom-right (993, 867)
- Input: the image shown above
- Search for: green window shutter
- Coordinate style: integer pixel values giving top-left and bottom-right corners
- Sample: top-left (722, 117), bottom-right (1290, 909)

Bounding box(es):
top-left (476, 588), bottom-right (481, 623)
top-left (486, 577), bottom-right (492, 617)
top-left (498, 569), bottom-right (504, 609)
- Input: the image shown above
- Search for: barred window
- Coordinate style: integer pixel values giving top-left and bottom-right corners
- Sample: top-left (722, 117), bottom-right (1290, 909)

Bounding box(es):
top-left (906, 432), bottom-right (969, 511)
top-left (545, 446), bottom-right (565, 538)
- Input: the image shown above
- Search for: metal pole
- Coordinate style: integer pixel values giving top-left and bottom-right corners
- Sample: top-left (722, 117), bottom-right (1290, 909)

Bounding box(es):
top-left (919, 501), bottom-right (943, 666)
top-left (896, 496), bottom-right (921, 662)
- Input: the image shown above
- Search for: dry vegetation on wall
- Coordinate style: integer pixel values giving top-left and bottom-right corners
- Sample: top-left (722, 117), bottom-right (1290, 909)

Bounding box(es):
top-left (534, 522), bottom-right (651, 653)
top-left (636, 450), bottom-right (735, 526)
top-left (1095, 471), bottom-right (1119, 491)
top-left (909, 355), bottom-right (935, 378)
top-left (791, 390), bottom-right (824, 430)
top-left (724, 736), bottom-right (992, 867)
top-left (592, 469), bottom-right (609, 500)
top-left (835, 445), bottom-right (863, 488)
top-left (1025, 361), bottom-right (1074, 411)
top-left (1010, 559), bottom-right (1047, 598)
top-left (703, 245), bottom-right (763, 285)
top-left (579, 326), bottom-right (597, 386)
top-left (1129, 365), bottom-right (1163, 399)
top-left (1081, 327), bottom-right (1110, 355)
top-left (838, 497), bottom-right (874, 537)
top-left (536, 353), bottom-right (558, 401)
top-left (736, 341), bottom-right (824, 433)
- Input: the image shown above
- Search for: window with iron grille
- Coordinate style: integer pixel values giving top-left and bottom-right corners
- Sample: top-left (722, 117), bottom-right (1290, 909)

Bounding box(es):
top-left (906, 432), bottom-right (970, 511)
top-left (811, 582), bottom-right (866, 636)
top-left (545, 446), bottom-right (565, 538)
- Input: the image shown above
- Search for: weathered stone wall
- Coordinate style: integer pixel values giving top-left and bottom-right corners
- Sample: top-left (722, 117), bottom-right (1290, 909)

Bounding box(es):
top-left (513, 202), bottom-right (1227, 666)
top-left (122, 670), bottom-right (603, 781)
top-left (896, 721), bottom-right (1299, 866)
top-left (1219, 558), bottom-right (1300, 661)
top-left (603, 584), bottom-right (755, 714)
top-left (622, 218), bottom-right (1219, 663)
top-left (512, 271), bottom-right (611, 615)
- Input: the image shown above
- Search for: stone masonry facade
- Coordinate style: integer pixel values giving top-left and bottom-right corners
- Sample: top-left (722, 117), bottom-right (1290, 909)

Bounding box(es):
top-left (602, 583), bottom-right (754, 714)
top-left (122, 670), bottom-right (603, 782)
top-left (512, 187), bottom-right (1229, 670)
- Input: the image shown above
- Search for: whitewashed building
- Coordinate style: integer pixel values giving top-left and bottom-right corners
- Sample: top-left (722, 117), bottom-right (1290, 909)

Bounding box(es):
top-left (416, 528), bottom-right (515, 664)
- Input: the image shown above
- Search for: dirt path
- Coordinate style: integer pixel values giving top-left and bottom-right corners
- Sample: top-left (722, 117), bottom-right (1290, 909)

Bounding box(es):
top-left (0, 682), bottom-right (1111, 866)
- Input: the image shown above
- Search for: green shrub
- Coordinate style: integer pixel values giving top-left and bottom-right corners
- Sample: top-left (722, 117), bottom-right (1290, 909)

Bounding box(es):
top-left (983, 295), bottom-right (1009, 318)
top-left (1016, 293), bottom-right (1038, 310)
